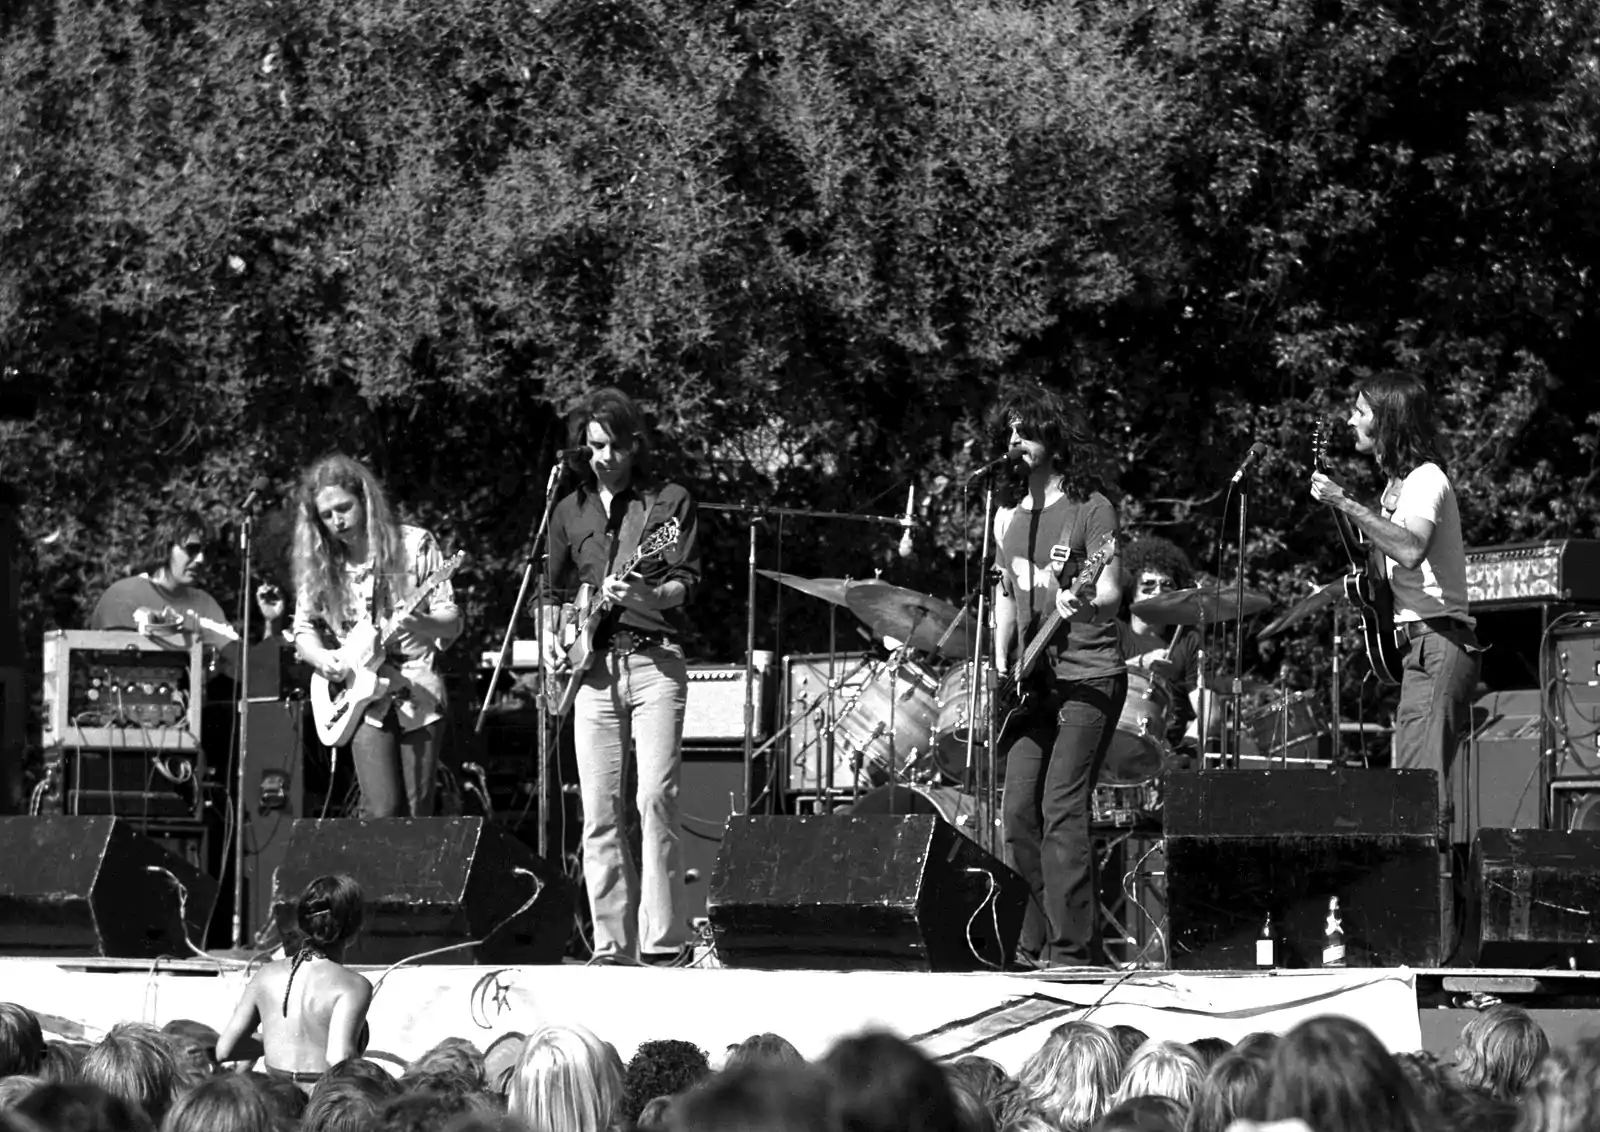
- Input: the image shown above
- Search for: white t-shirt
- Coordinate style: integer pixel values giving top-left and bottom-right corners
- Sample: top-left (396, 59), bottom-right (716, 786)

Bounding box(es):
top-left (1384, 462), bottom-right (1473, 628)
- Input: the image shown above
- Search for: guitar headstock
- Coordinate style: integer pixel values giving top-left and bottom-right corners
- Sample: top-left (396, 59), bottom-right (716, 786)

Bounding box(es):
top-left (639, 517), bottom-right (682, 561)
top-left (1313, 417), bottom-right (1333, 472)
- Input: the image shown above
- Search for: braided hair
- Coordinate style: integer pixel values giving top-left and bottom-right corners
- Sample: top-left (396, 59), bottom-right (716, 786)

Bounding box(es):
top-left (282, 874), bottom-right (365, 1016)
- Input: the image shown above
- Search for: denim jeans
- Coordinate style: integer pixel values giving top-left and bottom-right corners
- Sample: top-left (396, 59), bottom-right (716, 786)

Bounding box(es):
top-left (573, 643), bottom-right (690, 959)
top-left (1002, 672), bottom-right (1127, 965)
top-left (351, 712), bottom-right (442, 818)
top-left (1394, 623), bottom-right (1481, 827)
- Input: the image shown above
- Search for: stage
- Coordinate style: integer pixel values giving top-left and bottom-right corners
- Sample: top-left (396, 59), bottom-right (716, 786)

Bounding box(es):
top-left (0, 955), bottom-right (1447, 1071)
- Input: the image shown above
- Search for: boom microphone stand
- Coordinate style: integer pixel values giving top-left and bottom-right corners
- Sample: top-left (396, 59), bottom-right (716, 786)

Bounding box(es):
top-left (231, 506), bottom-right (255, 949)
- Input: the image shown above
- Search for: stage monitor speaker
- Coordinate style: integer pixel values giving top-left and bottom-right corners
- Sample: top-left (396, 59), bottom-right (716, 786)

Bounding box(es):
top-left (1472, 827), bottom-right (1600, 968)
top-left (1453, 689), bottom-right (1543, 844)
top-left (707, 813), bottom-right (1027, 971)
top-left (1164, 770), bottom-right (1441, 969)
top-left (271, 818), bottom-right (572, 965)
top-left (0, 816), bottom-right (218, 957)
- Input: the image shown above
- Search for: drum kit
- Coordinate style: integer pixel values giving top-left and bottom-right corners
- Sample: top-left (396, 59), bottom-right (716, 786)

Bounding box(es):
top-left (762, 567), bottom-right (1366, 844)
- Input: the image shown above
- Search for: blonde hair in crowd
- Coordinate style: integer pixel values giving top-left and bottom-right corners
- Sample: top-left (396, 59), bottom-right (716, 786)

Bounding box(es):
top-left (292, 454), bottom-right (405, 624)
top-left (1112, 1040), bottom-right (1207, 1108)
top-left (1018, 1021), bottom-right (1122, 1131)
top-left (506, 1023), bottom-right (625, 1132)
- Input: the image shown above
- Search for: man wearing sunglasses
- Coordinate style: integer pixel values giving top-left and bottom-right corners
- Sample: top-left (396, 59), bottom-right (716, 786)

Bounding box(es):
top-left (90, 510), bottom-right (273, 648)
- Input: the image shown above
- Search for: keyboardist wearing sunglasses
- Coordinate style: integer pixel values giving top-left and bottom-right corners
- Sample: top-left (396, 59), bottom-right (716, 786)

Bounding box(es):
top-left (89, 508), bottom-right (283, 648)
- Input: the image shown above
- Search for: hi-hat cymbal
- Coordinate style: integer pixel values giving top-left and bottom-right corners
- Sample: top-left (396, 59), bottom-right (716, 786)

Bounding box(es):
top-left (1130, 586), bottom-right (1272, 625)
top-left (1257, 581), bottom-right (1346, 640)
top-left (757, 569), bottom-right (857, 607)
top-left (845, 582), bottom-right (975, 658)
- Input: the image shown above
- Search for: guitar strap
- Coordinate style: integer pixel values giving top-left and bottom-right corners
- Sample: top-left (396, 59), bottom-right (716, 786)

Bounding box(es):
top-left (610, 487), bottom-right (662, 576)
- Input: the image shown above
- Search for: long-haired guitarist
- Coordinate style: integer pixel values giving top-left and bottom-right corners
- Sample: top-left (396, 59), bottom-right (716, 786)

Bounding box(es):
top-left (536, 387), bottom-right (700, 966)
top-left (1309, 375), bottom-right (1479, 822)
top-left (290, 454), bottom-right (461, 818)
top-left (991, 384), bottom-right (1126, 969)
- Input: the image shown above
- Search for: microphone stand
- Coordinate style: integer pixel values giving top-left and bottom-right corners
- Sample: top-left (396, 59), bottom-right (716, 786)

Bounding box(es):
top-left (700, 501), bottom-right (911, 815)
top-left (1228, 477), bottom-right (1253, 769)
top-left (231, 506), bottom-right (254, 950)
top-left (477, 461), bottom-right (567, 858)
top-left (961, 467), bottom-right (1002, 858)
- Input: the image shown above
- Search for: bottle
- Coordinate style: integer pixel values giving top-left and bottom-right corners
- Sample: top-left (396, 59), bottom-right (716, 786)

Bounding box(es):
top-left (1256, 914), bottom-right (1275, 969)
top-left (1322, 897), bottom-right (1346, 967)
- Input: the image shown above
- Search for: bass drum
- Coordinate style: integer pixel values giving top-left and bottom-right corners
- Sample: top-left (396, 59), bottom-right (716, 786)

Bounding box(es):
top-left (844, 783), bottom-right (999, 848)
top-left (931, 663), bottom-right (990, 783)
top-left (833, 660), bottom-right (940, 786)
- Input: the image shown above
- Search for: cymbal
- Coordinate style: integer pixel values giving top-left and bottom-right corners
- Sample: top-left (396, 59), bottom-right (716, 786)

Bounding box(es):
top-left (757, 570), bottom-right (856, 607)
top-left (1130, 586), bottom-right (1272, 626)
top-left (845, 582), bottom-right (975, 658)
top-left (1257, 581), bottom-right (1345, 640)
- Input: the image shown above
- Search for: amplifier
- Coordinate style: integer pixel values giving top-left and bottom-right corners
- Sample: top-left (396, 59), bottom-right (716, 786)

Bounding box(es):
top-left (684, 657), bottom-right (773, 745)
top-left (42, 630), bottom-right (205, 751)
top-left (1547, 626), bottom-right (1600, 780)
top-left (783, 652), bottom-right (876, 793)
top-left (1467, 540), bottom-right (1600, 609)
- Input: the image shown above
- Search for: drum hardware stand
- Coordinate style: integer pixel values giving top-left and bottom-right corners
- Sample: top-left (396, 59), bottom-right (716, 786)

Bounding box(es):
top-left (963, 461), bottom-right (1003, 859)
top-left (477, 459), bottom-right (572, 858)
top-left (701, 501), bottom-right (912, 815)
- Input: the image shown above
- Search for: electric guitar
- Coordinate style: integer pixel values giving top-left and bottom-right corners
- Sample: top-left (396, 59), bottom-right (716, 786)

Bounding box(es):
top-left (995, 530), bottom-right (1124, 734)
top-left (549, 517), bottom-right (682, 719)
top-left (1314, 419), bottom-right (1403, 686)
top-left (310, 551), bottom-right (466, 746)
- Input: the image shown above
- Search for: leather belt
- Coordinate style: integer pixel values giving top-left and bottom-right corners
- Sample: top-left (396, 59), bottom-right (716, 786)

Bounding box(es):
top-left (606, 630), bottom-right (671, 656)
top-left (1402, 616), bottom-right (1472, 641)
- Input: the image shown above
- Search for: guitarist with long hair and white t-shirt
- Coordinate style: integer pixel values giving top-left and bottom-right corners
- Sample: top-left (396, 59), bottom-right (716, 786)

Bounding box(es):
top-left (536, 387), bottom-right (700, 967)
top-left (991, 384), bottom-right (1126, 970)
top-left (1310, 375), bottom-right (1480, 827)
top-left (291, 454), bottom-right (461, 818)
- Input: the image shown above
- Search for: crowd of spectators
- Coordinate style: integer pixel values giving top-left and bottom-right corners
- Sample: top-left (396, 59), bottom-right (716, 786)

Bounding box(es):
top-left (0, 997), bottom-right (1574, 1132)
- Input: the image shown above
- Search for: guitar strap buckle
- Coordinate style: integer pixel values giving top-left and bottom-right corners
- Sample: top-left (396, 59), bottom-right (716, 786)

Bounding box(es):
top-left (1048, 543), bottom-right (1072, 567)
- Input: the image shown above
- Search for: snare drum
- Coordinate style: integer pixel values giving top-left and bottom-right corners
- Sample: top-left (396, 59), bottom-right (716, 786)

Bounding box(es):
top-left (1092, 780), bottom-right (1163, 828)
top-left (832, 660), bottom-right (939, 786)
top-left (931, 663), bottom-right (990, 782)
top-left (1102, 670), bottom-right (1172, 784)
top-left (1246, 690), bottom-right (1327, 761)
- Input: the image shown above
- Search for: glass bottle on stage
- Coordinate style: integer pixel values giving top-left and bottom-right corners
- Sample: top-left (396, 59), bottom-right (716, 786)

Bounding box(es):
top-left (1256, 913), bottom-right (1275, 969)
top-left (1322, 897), bottom-right (1346, 968)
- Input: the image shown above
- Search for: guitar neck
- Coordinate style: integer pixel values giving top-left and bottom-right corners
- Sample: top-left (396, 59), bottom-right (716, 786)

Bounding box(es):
top-left (1016, 610), bottom-right (1064, 679)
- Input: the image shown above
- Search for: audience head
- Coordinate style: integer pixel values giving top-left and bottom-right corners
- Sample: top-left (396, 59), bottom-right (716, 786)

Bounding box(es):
top-left (250, 1073), bottom-right (309, 1130)
top-left (505, 1023), bottom-right (622, 1132)
top-left (405, 1038), bottom-right (486, 1090)
top-left (161, 1075), bottom-right (275, 1132)
top-left (1263, 1015), bottom-right (1427, 1132)
top-left (0, 1077), bottom-right (41, 1112)
top-left (942, 1061), bottom-right (999, 1132)
top-left (302, 1075), bottom-right (395, 1132)
top-left (821, 1030), bottom-right (960, 1132)
top-left (1187, 1038), bottom-right (1232, 1073)
top-left (1513, 1035), bottom-right (1600, 1132)
top-left (1113, 1040), bottom-right (1206, 1110)
top-left (39, 1041), bottom-right (89, 1085)
top-left (668, 1063), bottom-right (836, 1132)
top-left (1231, 1032), bottom-right (1280, 1060)
top-left (635, 1095), bottom-right (676, 1130)
top-left (0, 1005), bottom-right (45, 1078)
top-left (295, 874), bottom-right (364, 954)
top-left (376, 1088), bottom-right (497, 1132)
top-left (1456, 1005), bottom-right (1548, 1102)
top-left (1092, 1096), bottom-right (1186, 1132)
top-left (1019, 1021), bottom-right (1122, 1132)
top-left (158, 1022), bottom-right (217, 1089)
top-left (722, 1033), bottom-right (805, 1073)
top-left (1110, 1027), bottom-right (1149, 1072)
top-left (1183, 1047), bottom-right (1273, 1132)
top-left (623, 1040), bottom-right (711, 1126)
top-left (482, 1034), bottom-right (526, 1097)
top-left (13, 1082), bottom-right (154, 1132)
top-left (78, 1023), bottom-right (182, 1127)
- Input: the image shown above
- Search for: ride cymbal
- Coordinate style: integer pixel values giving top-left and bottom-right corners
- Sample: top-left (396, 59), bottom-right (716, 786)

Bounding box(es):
top-left (1257, 581), bottom-right (1346, 640)
top-left (845, 582), bottom-right (976, 658)
top-left (1130, 586), bottom-right (1272, 625)
top-left (757, 569), bottom-right (857, 607)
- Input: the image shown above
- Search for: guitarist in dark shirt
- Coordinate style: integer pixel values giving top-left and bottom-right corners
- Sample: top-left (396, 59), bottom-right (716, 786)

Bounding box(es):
top-left (1310, 375), bottom-right (1479, 823)
top-left (991, 386), bottom-right (1126, 969)
top-left (537, 387), bottom-right (700, 966)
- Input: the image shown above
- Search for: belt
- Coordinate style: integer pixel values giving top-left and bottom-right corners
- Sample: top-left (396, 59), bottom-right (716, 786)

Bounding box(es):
top-left (1402, 616), bottom-right (1472, 641)
top-left (605, 630), bottom-right (672, 655)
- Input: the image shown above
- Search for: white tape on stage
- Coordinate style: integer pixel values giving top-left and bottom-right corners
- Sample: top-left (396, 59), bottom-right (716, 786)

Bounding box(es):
top-left (0, 959), bottom-right (1420, 1072)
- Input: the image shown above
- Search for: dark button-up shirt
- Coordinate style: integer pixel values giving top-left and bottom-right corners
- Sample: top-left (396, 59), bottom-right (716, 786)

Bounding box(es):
top-left (544, 480), bottom-right (700, 639)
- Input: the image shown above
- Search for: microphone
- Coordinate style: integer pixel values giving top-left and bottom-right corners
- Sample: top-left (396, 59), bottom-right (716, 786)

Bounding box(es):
top-left (897, 485), bottom-right (916, 559)
top-left (1230, 441), bottom-right (1271, 485)
top-left (238, 477), bottom-right (268, 512)
top-left (557, 446), bottom-right (595, 464)
top-left (966, 448), bottom-right (1027, 481)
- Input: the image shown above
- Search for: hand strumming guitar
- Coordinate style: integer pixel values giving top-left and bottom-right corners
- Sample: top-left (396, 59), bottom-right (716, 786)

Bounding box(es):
top-left (1054, 588), bottom-right (1096, 623)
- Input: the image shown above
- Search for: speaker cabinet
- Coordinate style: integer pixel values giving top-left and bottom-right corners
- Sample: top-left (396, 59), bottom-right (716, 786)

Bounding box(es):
top-left (1472, 827), bottom-right (1600, 968)
top-left (270, 818), bottom-right (572, 964)
top-left (679, 751), bottom-right (745, 927)
top-left (707, 814), bottom-right (1027, 971)
top-left (1164, 770), bottom-right (1441, 969)
top-left (783, 653), bottom-right (873, 795)
top-left (1453, 689), bottom-right (1543, 844)
top-left (0, 816), bottom-right (218, 957)
top-left (1549, 627), bottom-right (1600, 781)
top-left (241, 700), bottom-right (309, 946)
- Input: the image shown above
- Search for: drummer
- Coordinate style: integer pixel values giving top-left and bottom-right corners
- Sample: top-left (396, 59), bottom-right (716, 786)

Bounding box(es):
top-left (1116, 536), bottom-right (1202, 755)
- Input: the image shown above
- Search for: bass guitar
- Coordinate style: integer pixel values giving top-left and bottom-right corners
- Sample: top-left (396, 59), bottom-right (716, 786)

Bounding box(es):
top-left (549, 517), bottom-right (682, 719)
top-left (310, 551), bottom-right (466, 746)
top-left (1314, 419), bottom-right (1403, 686)
top-left (995, 530), bottom-right (1123, 735)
